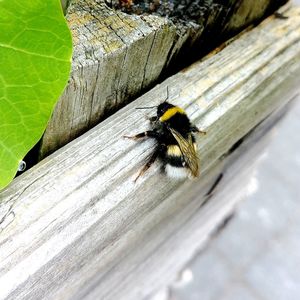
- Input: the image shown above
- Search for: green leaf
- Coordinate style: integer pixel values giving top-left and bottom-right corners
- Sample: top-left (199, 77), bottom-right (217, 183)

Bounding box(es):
top-left (0, 0), bottom-right (72, 189)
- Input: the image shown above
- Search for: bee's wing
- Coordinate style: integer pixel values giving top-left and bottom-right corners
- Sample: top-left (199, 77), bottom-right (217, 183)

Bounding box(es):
top-left (169, 128), bottom-right (199, 177)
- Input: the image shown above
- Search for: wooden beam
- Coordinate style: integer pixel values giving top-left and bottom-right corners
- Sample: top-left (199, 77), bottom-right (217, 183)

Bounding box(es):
top-left (1, 6), bottom-right (300, 299)
top-left (39, 0), bottom-right (288, 157)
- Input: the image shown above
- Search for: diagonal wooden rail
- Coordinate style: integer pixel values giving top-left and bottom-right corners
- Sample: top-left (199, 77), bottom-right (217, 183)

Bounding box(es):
top-left (1, 5), bottom-right (300, 300)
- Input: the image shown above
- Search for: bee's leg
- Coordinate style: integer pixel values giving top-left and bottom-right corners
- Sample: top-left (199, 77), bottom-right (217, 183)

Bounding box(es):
top-left (191, 125), bottom-right (206, 135)
top-left (274, 12), bottom-right (288, 19)
top-left (124, 130), bottom-right (158, 140)
top-left (134, 149), bottom-right (160, 182)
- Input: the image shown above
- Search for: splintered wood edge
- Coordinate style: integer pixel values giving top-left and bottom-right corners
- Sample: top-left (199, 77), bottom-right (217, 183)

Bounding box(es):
top-left (1, 6), bottom-right (300, 300)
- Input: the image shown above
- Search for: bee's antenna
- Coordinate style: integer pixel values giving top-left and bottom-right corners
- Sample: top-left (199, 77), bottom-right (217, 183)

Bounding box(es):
top-left (136, 105), bottom-right (157, 110)
top-left (163, 87), bottom-right (169, 103)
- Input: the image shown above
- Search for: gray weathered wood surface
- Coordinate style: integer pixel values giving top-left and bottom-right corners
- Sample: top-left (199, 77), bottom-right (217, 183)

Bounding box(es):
top-left (1, 6), bottom-right (300, 299)
top-left (40, 0), bottom-right (288, 157)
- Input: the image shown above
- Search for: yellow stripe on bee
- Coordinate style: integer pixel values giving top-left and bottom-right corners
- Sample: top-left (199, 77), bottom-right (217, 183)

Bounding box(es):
top-left (167, 143), bottom-right (197, 157)
top-left (159, 107), bottom-right (186, 122)
top-left (167, 145), bottom-right (182, 157)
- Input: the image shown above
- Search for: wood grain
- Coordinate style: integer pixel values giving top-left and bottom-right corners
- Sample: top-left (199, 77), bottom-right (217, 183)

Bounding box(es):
top-left (39, 0), bottom-right (288, 157)
top-left (1, 6), bottom-right (300, 299)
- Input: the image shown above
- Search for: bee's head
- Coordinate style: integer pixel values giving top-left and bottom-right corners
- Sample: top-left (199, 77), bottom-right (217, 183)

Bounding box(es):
top-left (157, 102), bottom-right (175, 119)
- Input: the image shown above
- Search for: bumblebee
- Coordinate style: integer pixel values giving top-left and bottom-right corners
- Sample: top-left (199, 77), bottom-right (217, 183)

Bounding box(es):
top-left (125, 90), bottom-right (206, 181)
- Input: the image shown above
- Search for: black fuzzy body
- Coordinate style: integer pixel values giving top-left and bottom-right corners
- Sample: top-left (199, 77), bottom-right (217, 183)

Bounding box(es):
top-left (151, 102), bottom-right (197, 170)
top-left (127, 101), bottom-right (200, 180)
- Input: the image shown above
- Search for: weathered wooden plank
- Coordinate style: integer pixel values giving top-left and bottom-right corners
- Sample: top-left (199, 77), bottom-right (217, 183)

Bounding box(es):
top-left (39, 0), bottom-right (288, 158)
top-left (1, 6), bottom-right (300, 299)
